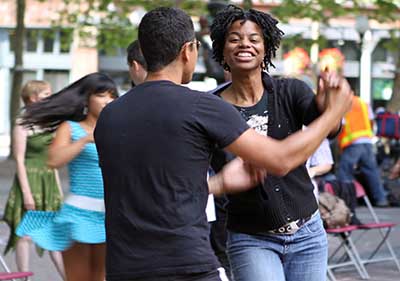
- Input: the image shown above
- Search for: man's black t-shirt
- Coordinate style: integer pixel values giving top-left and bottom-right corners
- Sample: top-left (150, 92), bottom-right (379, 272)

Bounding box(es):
top-left (94, 80), bottom-right (249, 280)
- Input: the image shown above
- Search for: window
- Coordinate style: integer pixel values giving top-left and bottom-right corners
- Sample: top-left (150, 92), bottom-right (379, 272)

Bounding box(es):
top-left (101, 70), bottom-right (131, 94)
top-left (328, 40), bottom-right (359, 61)
top-left (10, 70), bottom-right (36, 84)
top-left (60, 29), bottom-right (73, 53)
top-left (26, 29), bottom-right (38, 52)
top-left (340, 41), bottom-right (359, 61)
top-left (372, 40), bottom-right (389, 62)
top-left (43, 30), bottom-right (54, 53)
top-left (44, 70), bottom-right (70, 92)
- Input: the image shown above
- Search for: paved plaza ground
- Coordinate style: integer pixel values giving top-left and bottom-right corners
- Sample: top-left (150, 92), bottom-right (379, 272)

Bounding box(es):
top-left (0, 158), bottom-right (399, 280)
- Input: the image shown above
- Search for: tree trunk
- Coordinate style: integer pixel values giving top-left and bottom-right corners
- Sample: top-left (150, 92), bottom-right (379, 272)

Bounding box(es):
top-left (386, 55), bottom-right (400, 113)
top-left (9, 0), bottom-right (25, 158)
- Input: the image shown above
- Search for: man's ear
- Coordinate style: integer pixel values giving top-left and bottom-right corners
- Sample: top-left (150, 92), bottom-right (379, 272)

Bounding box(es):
top-left (180, 42), bottom-right (191, 64)
top-left (132, 61), bottom-right (140, 72)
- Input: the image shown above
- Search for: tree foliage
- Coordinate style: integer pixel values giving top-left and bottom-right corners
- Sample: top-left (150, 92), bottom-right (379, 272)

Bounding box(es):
top-left (271, 0), bottom-right (400, 49)
top-left (272, 0), bottom-right (348, 23)
top-left (272, 0), bottom-right (399, 23)
top-left (52, 0), bottom-right (206, 54)
top-left (272, 0), bottom-right (400, 111)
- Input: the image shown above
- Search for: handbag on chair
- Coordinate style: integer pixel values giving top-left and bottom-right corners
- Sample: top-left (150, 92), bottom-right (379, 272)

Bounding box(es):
top-left (318, 192), bottom-right (351, 229)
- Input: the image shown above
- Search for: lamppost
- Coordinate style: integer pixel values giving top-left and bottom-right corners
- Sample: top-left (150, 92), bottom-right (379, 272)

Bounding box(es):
top-left (355, 15), bottom-right (369, 40)
top-left (355, 15), bottom-right (371, 103)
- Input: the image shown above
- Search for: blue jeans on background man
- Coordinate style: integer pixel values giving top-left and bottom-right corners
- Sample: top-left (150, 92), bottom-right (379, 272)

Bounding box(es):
top-left (337, 143), bottom-right (388, 205)
top-left (227, 214), bottom-right (327, 281)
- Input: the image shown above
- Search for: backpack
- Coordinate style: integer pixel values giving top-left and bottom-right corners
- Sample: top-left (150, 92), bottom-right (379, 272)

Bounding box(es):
top-left (318, 192), bottom-right (351, 229)
top-left (318, 179), bottom-right (362, 225)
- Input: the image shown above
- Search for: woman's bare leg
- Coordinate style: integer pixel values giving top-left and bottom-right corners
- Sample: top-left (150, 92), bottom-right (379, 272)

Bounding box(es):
top-left (62, 243), bottom-right (90, 281)
top-left (15, 236), bottom-right (31, 272)
top-left (49, 250), bottom-right (66, 280)
top-left (90, 243), bottom-right (106, 281)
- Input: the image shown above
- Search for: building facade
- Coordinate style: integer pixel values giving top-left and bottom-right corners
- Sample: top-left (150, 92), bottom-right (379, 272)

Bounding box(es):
top-left (0, 0), bottom-right (399, 156)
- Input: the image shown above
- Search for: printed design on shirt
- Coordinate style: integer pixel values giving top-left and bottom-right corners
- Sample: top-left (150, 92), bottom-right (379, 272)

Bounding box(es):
top-left (245, 110), bottom-right (269, 136)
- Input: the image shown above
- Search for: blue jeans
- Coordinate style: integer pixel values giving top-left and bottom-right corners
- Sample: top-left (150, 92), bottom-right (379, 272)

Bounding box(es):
top-left (337, 143), bottom-right (387, 203)
top-left (227, 214), bottom-right (327, 281)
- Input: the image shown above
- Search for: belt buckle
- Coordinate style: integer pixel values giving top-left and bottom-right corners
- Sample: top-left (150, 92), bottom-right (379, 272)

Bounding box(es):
top-left (269, 212), bottom-right (316, 235)
top-left (272, 220), bottom-right (300, 235)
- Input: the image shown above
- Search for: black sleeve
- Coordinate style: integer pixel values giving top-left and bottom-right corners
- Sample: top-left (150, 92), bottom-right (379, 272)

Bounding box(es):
top-left (210, 147), bottom-right (235, 173)
top-left (291, 79), bottom-right (341, 139)
top-left (94, 104), bottom-right (111, 168)
top-left (193, 93), bottom-right (249, 149)
top-left (290, 79), bottom-right (321, 126)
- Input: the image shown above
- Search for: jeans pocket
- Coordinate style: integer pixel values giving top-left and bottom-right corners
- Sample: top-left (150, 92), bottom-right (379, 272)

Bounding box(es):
top-left (303, 215), bottom-right (324, 234)
top-left (227, 230), bottom-right (260, 254)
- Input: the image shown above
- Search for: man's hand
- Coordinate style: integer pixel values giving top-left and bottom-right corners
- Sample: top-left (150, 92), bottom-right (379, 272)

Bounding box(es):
top-left (214, 158), bottom-right (266, 195)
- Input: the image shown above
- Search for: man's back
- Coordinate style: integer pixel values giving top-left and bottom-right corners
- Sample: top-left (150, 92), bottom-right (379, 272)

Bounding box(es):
top-left (95, 80), bottom-right (248, 280)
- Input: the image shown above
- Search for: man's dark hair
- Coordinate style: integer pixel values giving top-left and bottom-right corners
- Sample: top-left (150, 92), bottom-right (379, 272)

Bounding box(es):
top-left (138, 7), bottom-right (195, 72)
top-left (126, 40), bottom-right (147, 69)
top-left (210, 4), bottom-right (284, 72)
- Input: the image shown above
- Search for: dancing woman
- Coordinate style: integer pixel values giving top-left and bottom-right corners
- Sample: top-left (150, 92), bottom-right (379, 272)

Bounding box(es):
top-left (16, 73), bottom-right (118, 281)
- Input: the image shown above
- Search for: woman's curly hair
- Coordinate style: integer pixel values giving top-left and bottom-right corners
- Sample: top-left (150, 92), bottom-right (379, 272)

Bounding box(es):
top-left (210, 4), bottom-right (284, 72)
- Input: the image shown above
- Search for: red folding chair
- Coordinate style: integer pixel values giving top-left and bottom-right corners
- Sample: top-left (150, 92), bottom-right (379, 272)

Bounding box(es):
top-left (351, 180), bottom-right (400, 274)
top-left (326, 225), bottom-right (369, 281)
top-left (0, 272), bottom-right (33, 281)
top-left (322, 182), bottom-right (369, 280)
top-left (0, 254), bottom-right (33, 281)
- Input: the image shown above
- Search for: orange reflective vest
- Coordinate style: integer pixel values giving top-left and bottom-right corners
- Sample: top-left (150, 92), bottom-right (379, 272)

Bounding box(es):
top-left (338, 96), bottom-right (373, 149)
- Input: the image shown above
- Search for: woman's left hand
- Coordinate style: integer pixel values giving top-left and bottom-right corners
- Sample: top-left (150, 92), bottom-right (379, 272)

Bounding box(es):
top-left (316, 70), bottom-right (349, 112)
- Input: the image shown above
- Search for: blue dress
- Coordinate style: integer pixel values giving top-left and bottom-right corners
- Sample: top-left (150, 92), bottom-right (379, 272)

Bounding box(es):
top-left (16, 121), bottom-right (105, 251)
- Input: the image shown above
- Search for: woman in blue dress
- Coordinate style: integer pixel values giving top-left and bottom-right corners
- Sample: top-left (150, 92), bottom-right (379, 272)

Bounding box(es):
top-left (17, 72), bottom-right (118, 281)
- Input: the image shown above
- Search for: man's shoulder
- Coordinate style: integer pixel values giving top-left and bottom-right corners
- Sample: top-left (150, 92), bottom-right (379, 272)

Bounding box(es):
top-left (140, 80), bottom-right (205, 97)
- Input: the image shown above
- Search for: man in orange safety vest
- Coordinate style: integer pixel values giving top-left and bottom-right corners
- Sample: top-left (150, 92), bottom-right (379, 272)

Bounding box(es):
top-left (337, 95), bottom-right (388, 207)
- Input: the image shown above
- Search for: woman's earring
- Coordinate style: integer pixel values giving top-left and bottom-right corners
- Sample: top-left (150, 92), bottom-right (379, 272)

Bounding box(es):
top-left (223, 63), bottom-right (231, 71)
top-left (83, 106), bottom-right (88, 115)
top-left (222, 59), bottom-right (231, 71)
top-left (261, 61), bottom-right (266, 70)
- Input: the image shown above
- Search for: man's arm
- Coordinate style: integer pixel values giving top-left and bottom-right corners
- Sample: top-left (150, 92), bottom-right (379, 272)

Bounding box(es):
top-left (226, 75), bottom-right (352, 177)
top-left (208, 157), bottom-right (266, 195)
